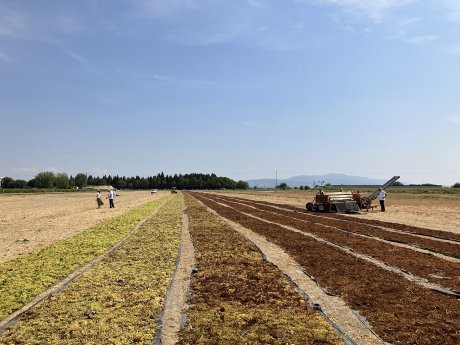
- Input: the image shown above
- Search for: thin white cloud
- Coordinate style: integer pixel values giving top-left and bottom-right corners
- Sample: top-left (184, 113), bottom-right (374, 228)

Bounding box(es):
top-left (44, 167), bottom-right (59, 173)
top-left (0, 3), bottom-right (58, 44)
top-left (320, 2), bottom-right (428, 45)
top-left (64, 49), bottom-right (102, 75)
top-left (307, 0), bottom-right (419, 21)
top-left (448, 116), bottom-right (460, 123)
top-left (64, 49), bottom-right (86, 64)
top-left (385, 17), bottom-right (422, 39)
top-left (406, 35), bottom-right (438, 45)
top-left (89, 167), bottom-right (110, 176)
top-left (130, 1), bottom-right (304, 51)
top-left (0, 3), bottom-right (28, 38)
top-left (312, 1), bottom-right (451, 50)
top-left (12, 167), bottom-right (39, 174)
top-left (290, 22), bottom-right (306, 30)
top-left (114, 69), bottom-right (260, 89)
top-left (444, 0), bottom-right (460, 21)
top-left (242, 121), bottom-right (257, 126)
top-left (247, 0), bottom-right (269, 9)
top-left (130, 0), bottom-right (201, 17)
top-left (443, 45), bottom-right (460, 54)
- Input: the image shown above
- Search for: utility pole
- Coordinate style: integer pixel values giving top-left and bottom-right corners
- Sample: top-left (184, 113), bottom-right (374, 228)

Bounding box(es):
top-left (275, 170), bottom-right (277, 189)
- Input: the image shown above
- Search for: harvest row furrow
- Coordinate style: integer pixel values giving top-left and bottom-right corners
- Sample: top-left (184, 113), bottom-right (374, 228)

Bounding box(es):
top-left (193, 193), bottom-right (460, 345)
top-left (178, 194), bottom-right (342, 344)
top-left (246, 197), bottom-right (460, 242)
top-left (205, 195), bottom-right (460, 293)
top-left (212, 194), bottom-right (460, 260)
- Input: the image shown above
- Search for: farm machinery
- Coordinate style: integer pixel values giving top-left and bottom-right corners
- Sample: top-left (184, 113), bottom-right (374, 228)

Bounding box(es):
top-left (306, 176), bottom-right (400, 213)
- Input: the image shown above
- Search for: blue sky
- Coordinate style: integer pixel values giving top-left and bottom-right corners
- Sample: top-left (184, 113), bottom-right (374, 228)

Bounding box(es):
top-left (1, 0), bottom-right (460, 185)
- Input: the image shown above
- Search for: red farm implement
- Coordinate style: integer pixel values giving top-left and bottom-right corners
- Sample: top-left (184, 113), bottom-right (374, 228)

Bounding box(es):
top-left (306, 176), bottom-right (400, 213)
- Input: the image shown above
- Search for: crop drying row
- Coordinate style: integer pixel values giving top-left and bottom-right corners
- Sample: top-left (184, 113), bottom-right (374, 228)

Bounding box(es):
top-left (192, 192), bottom-right (460, 345)
top-left (0, 195), bottom-right (181, 344)
top-left (178, 193), bottom-right (341, 344)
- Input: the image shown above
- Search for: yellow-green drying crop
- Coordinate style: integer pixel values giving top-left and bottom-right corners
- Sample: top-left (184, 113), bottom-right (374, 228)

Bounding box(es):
top-left (0, 194), bottom-right (182, 344)
top-left (0, 195), bottom-right (171, 320)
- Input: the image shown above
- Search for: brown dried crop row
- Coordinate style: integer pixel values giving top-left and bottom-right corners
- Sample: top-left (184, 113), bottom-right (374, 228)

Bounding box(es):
top-left (242, 197), bottom-right (460, 242)
top-left (202, 195), bottom-right (460, 293)
top-left (178, 194), bottom-right (342, 345)
top-left (210, 194), bottom-right (460, 259)
top-left (192, 193), bottom-right (460, 345)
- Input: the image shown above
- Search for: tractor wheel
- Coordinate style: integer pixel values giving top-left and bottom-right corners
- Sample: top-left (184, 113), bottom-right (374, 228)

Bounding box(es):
top-left (317, 203), bottom-right (325, 212)
top-left (306, 202), bottom-right (313, 211)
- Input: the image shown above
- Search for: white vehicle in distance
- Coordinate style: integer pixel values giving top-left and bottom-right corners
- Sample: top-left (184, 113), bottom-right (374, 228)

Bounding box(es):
top-left (150, 189), bottom-right (158, 194)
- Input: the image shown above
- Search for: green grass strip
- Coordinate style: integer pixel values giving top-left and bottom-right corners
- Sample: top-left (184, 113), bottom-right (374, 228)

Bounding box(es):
top-left (0, 194), bottom-right (182, 344)
top-left (0, 195), bottom-right (171, 320)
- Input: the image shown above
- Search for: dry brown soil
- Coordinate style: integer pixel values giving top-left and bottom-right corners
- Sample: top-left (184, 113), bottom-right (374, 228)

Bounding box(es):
top-left (0, 191), bottom-right (168, 263)
top-left (210, 190), bottom-right (460, 234)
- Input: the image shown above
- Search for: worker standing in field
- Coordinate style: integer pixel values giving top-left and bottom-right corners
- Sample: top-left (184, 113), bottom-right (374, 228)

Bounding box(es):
top-left (378, 188), bottom-right (387, 212)
top-left (107, 189), bottom-right (116, 208)
top-left (96, 190), bottom-right (104, 209)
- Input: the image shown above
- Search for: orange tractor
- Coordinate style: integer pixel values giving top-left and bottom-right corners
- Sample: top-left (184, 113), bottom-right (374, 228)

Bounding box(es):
top-left (306, 176), bottom-right (400, 213)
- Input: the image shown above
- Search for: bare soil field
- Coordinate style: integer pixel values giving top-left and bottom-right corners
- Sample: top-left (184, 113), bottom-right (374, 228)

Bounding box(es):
top-left (0, 191), bottom-right (168, 263)
top-left (210, 189), bottom-right (460, 234)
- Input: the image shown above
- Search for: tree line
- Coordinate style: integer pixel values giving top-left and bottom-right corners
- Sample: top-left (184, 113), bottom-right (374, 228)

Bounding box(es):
top-left (0, 172), bottom-right (249, 190)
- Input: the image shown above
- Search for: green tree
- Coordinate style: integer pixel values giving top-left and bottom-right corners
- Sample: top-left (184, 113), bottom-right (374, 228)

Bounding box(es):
top-left (69, 175), bottom-right (75, 188)
top-left (1, 177), bottom-right (14, 188)
top-left (74, 173), bottom-right (88, 189)
top-left (55, 173), bottom-right (70, 189)
top-left (35, 171), bottom-right (56, 188)
top-left (12, 179), bottom-right (28, 188)
top-left (117, 180), bottom-right (127, 189)
top-left (236, 180), bottom-right (249, 189)
top-left (276, 183), bottom-right (289, 190)
top-left (452, 182), bottom-right (460, 188)
top-left (93, 177), bottom-right (107, 186)
top-left (87, 175), bottom-right (94, 186)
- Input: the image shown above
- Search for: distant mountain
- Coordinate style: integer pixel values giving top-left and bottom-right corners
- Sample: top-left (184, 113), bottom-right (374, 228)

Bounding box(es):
top-left (247, 174), bottom-right (388, 188)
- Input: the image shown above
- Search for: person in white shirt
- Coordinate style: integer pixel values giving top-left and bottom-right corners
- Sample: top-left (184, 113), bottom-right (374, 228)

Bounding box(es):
top-left (108, 190), bottom-right (116, 208)
top-left (377, 188), bottom-right (387, 212)
top-left (96, 190), bottom-right (103, 209)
